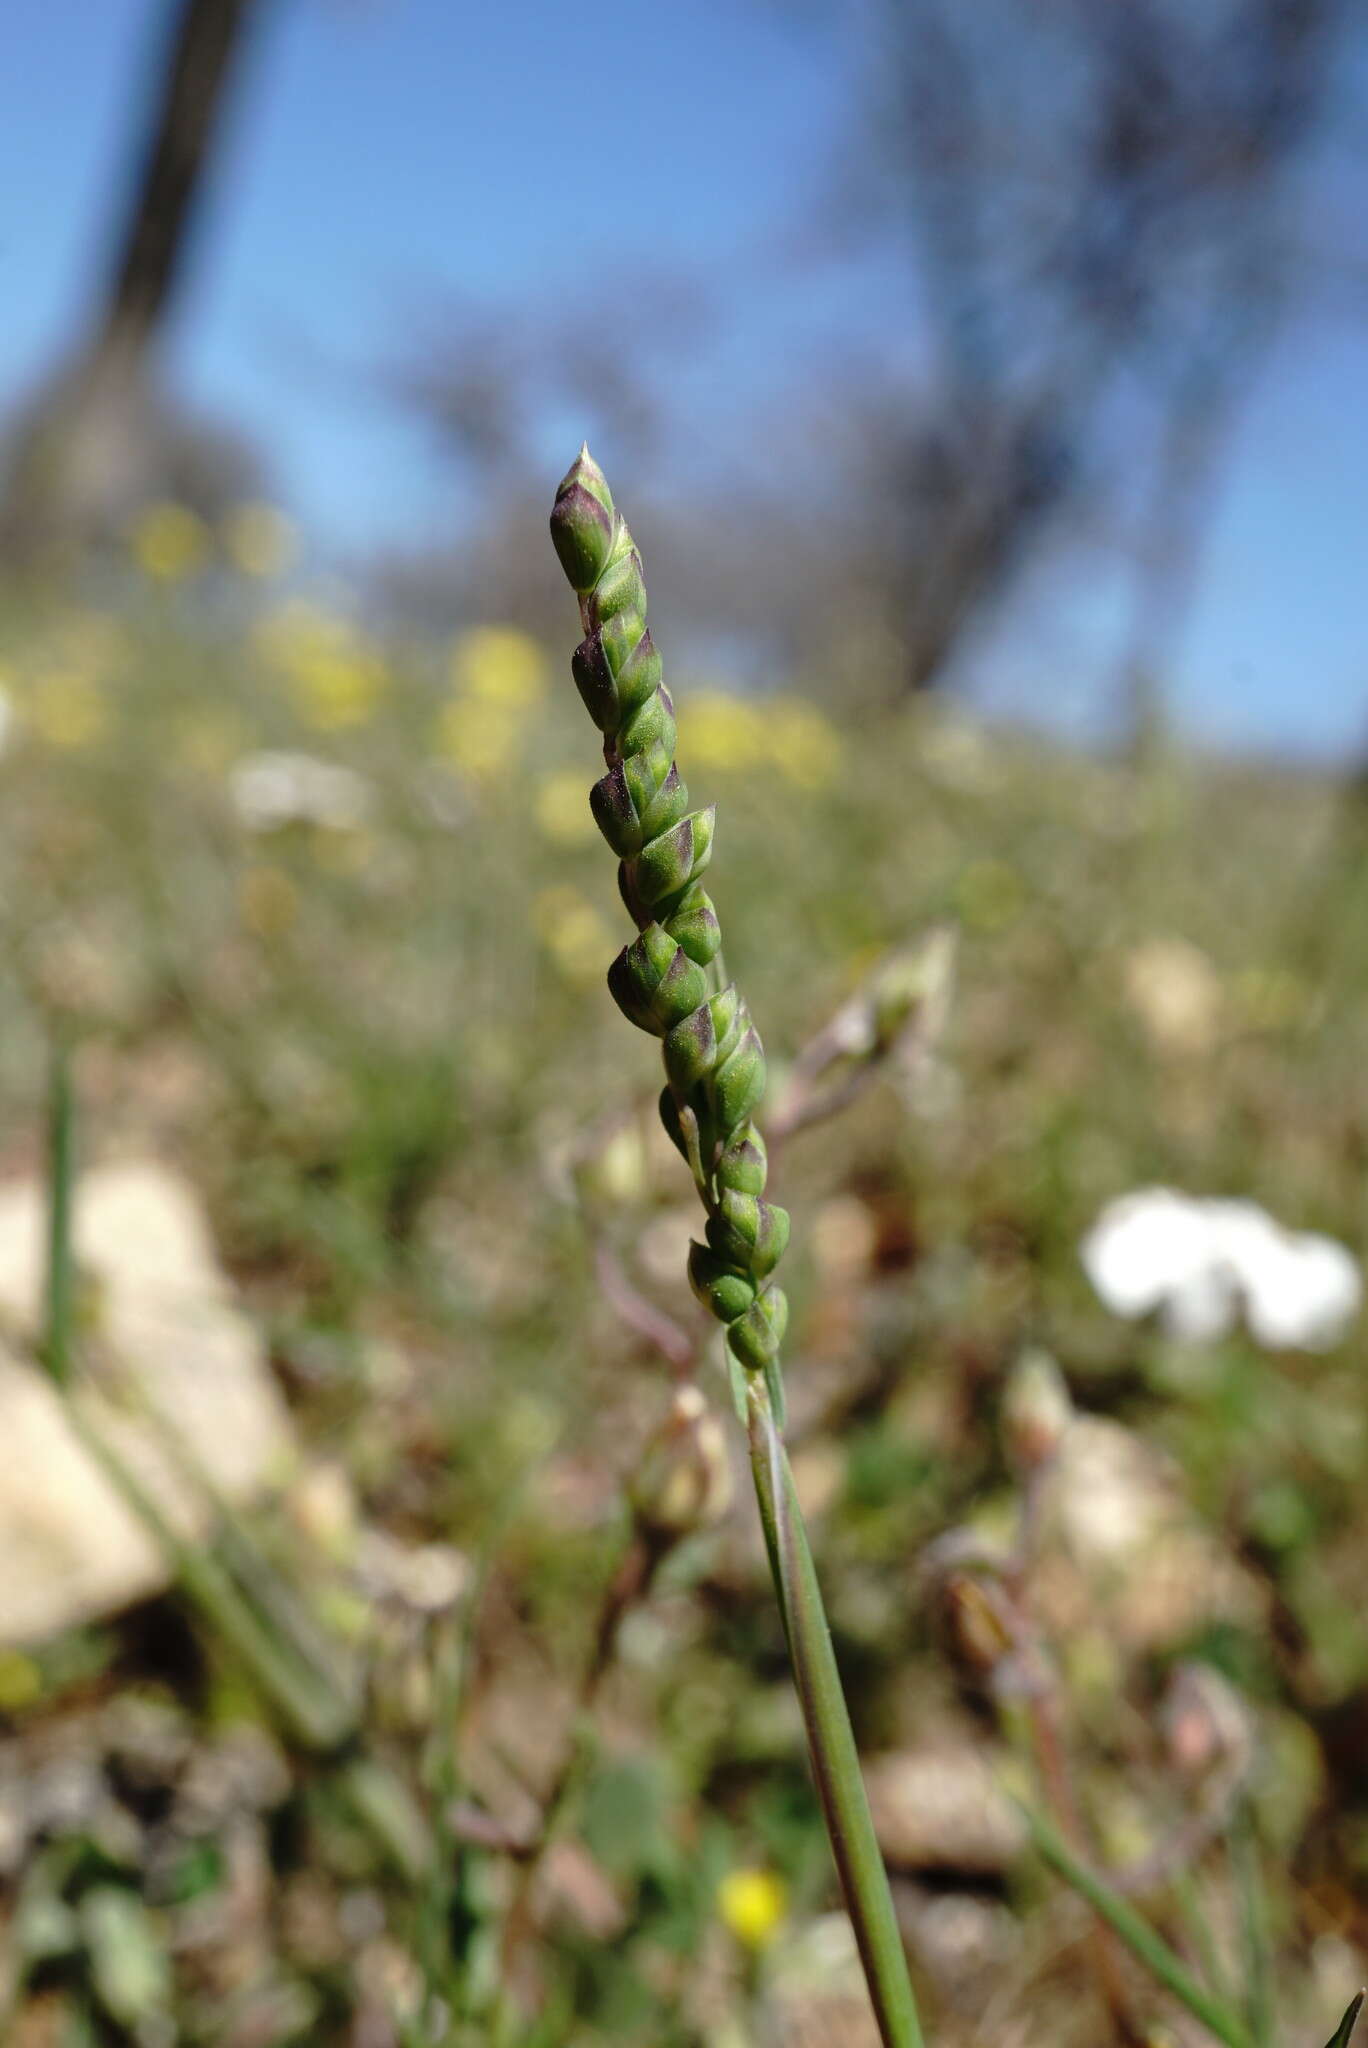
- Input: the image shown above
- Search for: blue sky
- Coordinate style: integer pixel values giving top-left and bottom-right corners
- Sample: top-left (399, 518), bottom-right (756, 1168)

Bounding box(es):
top-left (4, 0), bottom-right (1368, 762)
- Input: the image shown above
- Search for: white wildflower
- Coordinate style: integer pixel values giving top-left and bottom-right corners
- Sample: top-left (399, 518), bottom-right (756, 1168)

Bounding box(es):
top-left (229, 750), bottom-right (373, 832)
top-left (1081, 1188), bottom-right (1361, 1352)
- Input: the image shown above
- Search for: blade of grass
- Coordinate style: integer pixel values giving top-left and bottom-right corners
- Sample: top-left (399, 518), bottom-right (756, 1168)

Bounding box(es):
top-left (1325, 1992), bottom-right (1365, 2047)
top-left (1023, 1801), bottom-right (1257, 2048)
top-left (746, 1374), bottom-right (925, 2048)
top-left (1232, 1796), bottom-right (1274, 2048)
top-left (42, 1038), bottom-right (76, 1387)
top-left (1172, 1866), bottom-right (1237, 2016)
top-left (126, 1373), bottom-right (358, 1704)
top-left (64, 1396), bottom-right (352, 1748)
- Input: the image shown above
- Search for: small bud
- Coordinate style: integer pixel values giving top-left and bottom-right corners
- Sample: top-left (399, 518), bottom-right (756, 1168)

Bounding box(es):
top-left (663, 1001), bottom-right (716, 1093)
top-left (688, 1241), bottom-right (757, 1323)
top-left (726, 1283), bottom-right (789, 1371)
top-left (550, 445), bottom-right (616, 593)
top-left (707, 983), bottom-right (744, 1061)
top-left (634, 812), bottom-right (699, 908)
top-left (629, 1385), bottom-right (733, 1541)
top-left (711, 1025), bottom-right (767, 1131)
top-left (571, 629), bottom-right (621, 731)
top-left (633, 806), bottom-right (716, 911)
top-left (586, 535), bottom-right (646, 626)
top-left (608, 923), bottom-right (709, 1035)
top-left (623, 751), bottom-right (685, 844)
top-left (716, 1123), bottom-right (767, 1196)
top-left (708, 1191), bottom-right (790, 1279)
top-left (1001, 1349), bottom-right (1073, 1473)
top-left (611, 626), bottom-right (663, 719)
top-left (944, 1572), bottom-right (1015, 1677)
top-left (590, 763), bottom-right (644, 857)
top-left (619, 683), bottom-right (676, 759)
top-left (663, 883), bottom-right (722, 966)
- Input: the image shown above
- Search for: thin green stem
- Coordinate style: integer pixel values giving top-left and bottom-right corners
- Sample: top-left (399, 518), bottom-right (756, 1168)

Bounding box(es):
top-left (745, 1373), bottom-right (924, 2048)
top-left (1172, 1867), bottom-right (1236, 2015)
top-left (1232, 1796), bottom-right (1274, 2048)
top-left (1023, 1802), bottom-right (1257, 2048)
top-left (65, 1395), bottom-right (351, 1747)
top-left (42, 1036), bottom-right (76, 1387)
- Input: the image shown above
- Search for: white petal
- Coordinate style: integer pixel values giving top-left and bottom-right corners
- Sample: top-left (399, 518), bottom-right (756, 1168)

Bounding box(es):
top-left (229, 751), bottom-right (373, 831)
top-left (1080, 1188), bottom-right (1215, 1320)
top-left (1243, 1232), bottom-right (1361, 1351)
top-left (1202, 1199), bottom-right (1285, 1272)
top-left (1159, 1264), bottom-right (1238, 1342)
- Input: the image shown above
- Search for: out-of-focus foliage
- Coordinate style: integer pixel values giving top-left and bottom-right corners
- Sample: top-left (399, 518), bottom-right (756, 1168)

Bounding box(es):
top-left (0, 533), bottom-right (1367, 2043)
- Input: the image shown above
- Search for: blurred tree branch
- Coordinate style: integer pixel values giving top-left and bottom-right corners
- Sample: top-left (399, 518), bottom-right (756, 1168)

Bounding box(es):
top-left (829, 0), bottom-right (1359, 704)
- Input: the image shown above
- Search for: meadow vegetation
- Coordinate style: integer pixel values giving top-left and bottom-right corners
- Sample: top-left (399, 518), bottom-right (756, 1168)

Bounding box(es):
top-left (0, 502), bottom-right (1366, 2045)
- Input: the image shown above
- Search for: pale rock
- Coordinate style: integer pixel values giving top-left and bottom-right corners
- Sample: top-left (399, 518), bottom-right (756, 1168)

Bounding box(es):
top-left (1033, 1415), bottom-right (1263, 1653)
top-left (768, 1914), bottom-right (881, 2048)
top-left (0, 1163), bottom-right (293, 1644)
top-left (901, 1885), bottom-right (1020, 1995)
top-left (864, 1739), bottom-right (1025, 1875)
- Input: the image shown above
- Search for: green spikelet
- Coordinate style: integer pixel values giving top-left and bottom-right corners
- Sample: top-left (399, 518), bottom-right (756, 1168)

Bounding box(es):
top-left (550, 446), bottom-right (788, 1369)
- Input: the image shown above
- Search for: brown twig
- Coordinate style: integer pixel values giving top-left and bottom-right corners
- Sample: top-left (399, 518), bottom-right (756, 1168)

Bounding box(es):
top-left (592, 1241), bottom-right (699, 1373)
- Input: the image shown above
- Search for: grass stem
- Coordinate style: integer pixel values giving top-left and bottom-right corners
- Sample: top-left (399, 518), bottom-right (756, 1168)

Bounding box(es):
top-left (1024, 1801), bottom-right (1257, 2048)
top-left (745, 1372), bottom-right (925, 2048)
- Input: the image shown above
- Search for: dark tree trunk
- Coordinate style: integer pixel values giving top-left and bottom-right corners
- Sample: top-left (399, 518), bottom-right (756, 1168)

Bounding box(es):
top-left (1, 0), bottom-right (265, 560)
top-left (95, 0), bottom-right (257, 379)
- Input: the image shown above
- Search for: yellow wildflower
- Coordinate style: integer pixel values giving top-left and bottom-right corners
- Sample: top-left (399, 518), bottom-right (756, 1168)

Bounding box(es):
top-left (534, 767), bottom-right (596, 845)
top-left (223, 501), bottom-right (297, 579)
top-left (255, 602), bottom-right (388, 730)
top-left (436, 697), bottom-right (519, 782)
top-left (28, 670), bottom-right (109, 749)
top-left (717, 1867), bottom-right (788, 1951)
top-left (451, 625), bottom-right (548, 706)
top-left (768, 697), bottom-right (841, 789)
top-left (0, 1649), bottom-right (42, 1713)
top-left (679, 690), bottom-right (766, 773)
top-left (532, 885), bottom-right (614, 988)
top-left (132, 501), bottom-right (210, 582)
